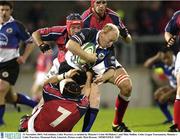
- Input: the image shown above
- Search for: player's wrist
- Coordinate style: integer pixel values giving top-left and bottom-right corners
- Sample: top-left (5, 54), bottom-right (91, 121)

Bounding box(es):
top-left (57, 74), bottom-right (64, 81)
top-left (39, 43), bottom-right (51, 53)
top-left (63, 72), bottom-right (66, 79)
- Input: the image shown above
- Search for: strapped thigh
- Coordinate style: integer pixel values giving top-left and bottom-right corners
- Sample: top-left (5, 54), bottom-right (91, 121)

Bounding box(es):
top-left (114, 74), bottom-right (130, 86)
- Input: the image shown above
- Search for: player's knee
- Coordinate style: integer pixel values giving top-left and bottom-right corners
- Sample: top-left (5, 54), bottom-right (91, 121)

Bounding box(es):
top-left (154, 94), bottom-right (158, 101)
top-left (177, 87), bottom-right (180, 96)
top-left (158, 96), bottom-right (166, 104)
top-left (117, 80), bottom-right (132, 97)
top-left (89, 95), bottom-right (100, 109)
top-left (154, 91), bottom-right (160, 100)
top-left (0, 80), bottom-right (9, 95)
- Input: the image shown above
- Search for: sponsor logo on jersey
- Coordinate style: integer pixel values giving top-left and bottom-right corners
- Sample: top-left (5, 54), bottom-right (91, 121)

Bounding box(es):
top-left (6, 28), bottom-right (13, 34)
top-left (0, 33), bottom-right (8, 47)
top-left (2, 71), bottom-right (9, 78)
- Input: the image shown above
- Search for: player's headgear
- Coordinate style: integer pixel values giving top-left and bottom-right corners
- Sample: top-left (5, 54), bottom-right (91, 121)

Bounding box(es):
top-left (60, 81), bottom-right (81, 98)
top-left (66, 13), bottom-right (83, 35)
top-left (59, 70), bottom-right (87, 98)
top-left (71, 70), bottom-right (87, 86)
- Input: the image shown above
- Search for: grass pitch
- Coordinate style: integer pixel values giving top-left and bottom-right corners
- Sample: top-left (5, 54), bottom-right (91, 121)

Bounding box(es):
top-left (0, 106), bottom-right (173, 132)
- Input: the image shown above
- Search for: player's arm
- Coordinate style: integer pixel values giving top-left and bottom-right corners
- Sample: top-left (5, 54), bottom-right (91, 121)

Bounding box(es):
top-left (164, 13), bottom-right (180, 47)
top-left (43, 69), bottom-right (79, 85)
top-left (144, 52), bottom-right (164, 68)
top-left (32, 30), bottom-right (51, 53)
top-left (15, 21), bottom-right (35, 64)
top-left (93, 68), bottom-right (115, 85)
top-left (113, 14), bottom-right (132, 43)
top-left (82, 71), bottom-right (93, 97)
top-left (17, 42), bottom-right (35, 64)
top-left (164, 32), bottom-right (176, 47)
top-left (66, 39), bottom-right (96, 63)
top-left (66, 29), bottom-right (97, 63)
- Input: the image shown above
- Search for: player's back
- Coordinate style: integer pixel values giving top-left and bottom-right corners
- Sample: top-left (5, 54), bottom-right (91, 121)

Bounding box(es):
top-left (34, 98), bottom-right (88, 132)
top-left (31, 83), bottom-right (89, 132)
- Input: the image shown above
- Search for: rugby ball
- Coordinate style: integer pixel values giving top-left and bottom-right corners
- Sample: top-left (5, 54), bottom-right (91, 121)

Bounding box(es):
top-left (76, 42), bottom-right (96, 65)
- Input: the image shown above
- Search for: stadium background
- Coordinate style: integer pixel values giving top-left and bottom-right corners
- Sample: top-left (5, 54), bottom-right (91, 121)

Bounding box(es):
top-left (11, 1), bottom-right (180, 108)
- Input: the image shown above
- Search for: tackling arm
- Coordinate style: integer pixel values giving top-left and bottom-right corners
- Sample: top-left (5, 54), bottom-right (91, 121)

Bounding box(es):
top-left (43, 69), bottom-right (79, 85)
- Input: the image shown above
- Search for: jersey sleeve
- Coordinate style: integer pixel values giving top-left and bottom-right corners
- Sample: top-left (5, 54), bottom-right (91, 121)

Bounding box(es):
top-left (81, 8), bottom-right (92, 28)
top-left (15, 21), bottom-right (32, 43)
top-left (165, 12), bottom-right (180, 35)
top-left (37, 26), bottom-right (66, 41)
top-left (108, 9), bottom-right (129, 38)
top-left (69, 28), bottom-right (96, 46)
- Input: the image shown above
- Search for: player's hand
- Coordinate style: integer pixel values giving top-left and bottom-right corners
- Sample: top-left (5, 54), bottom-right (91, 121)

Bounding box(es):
top-left (167, 36), bottom-right (176, 47)
top-left (16, 56), bottom-right (26, 64)
top-left (65, 69), bottom-right (79, 78)
top-left (86, 71), bottom-right (93, 80)
top-left (39, 43), bottom-right (51, 53)
top-left (44, 49), bottom-right (53, 56)
top-left (87, 53), bottom-right (97, 63)
top-left (156, 52), bottom-right (164, 60)
top-left (93, 75), bottom-right (104, 85)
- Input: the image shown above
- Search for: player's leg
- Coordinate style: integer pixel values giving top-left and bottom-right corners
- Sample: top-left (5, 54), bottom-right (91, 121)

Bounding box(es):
top-left (6, 87), bottom-right (38, 108)
top-left (154, 86), bottom-right (173, 124)
top-left (31, 72), bottom-right (47, 101)
top-left (0, 80), bottom-right (10, 125)
top-left (169, 52), bottom-right (180, 131)
top-left (108, 65), bottom-right (132, 132)
top-left (18, 98), bottom-right (44, 132)
top-left (172, 73), bottom-right (180, 131)
top-left (0, 59), bottom-right (20, 125)
top-left (82, 83), bottom-right (100, 132)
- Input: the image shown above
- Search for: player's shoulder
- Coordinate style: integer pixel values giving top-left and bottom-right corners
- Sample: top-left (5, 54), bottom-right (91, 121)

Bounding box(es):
top-left (81, 8), bottom-right (92, 19)
top-left (49, 25), bottom-right (67, 33)
top-left (12, 19), bottom-right (26, 29)
top-left (106, 8), bottom-right (119, 17)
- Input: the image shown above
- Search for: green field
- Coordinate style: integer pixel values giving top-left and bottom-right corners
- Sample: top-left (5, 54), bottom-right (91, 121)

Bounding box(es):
top-left (0, 107), bottom-right (173, 132)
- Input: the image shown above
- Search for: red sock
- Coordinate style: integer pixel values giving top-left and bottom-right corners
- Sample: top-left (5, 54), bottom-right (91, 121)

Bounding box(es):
top-left (174, 99), bottom-right (180, 130)
top-left (113, 95), bottom-right (129, 126)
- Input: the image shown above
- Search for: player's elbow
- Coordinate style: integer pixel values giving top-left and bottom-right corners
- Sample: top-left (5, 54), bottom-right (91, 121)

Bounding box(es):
top-left (125, 34), bottom-right (132, 43)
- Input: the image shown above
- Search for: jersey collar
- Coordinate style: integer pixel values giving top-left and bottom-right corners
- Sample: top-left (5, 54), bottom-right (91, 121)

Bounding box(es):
top-left (0, 16), bottom-right (14, 27)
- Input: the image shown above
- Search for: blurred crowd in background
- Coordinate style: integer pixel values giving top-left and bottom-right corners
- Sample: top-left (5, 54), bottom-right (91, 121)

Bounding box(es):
top-left (1, 0), bottom-right (178, 109)
top-left (11, 1), bottom-right (180, 66)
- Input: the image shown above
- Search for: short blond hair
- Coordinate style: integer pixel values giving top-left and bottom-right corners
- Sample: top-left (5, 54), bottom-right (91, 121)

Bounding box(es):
top-left (102, 23), bottom-right (119, 38)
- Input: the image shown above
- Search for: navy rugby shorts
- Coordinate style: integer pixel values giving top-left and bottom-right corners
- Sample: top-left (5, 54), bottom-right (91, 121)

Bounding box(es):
top-left (0, 58), bottom-right (19, 85)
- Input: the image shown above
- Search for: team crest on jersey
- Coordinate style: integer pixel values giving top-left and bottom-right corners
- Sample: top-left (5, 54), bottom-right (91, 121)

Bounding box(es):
top-left (98, 53), bottom-right (105, 60)
top-left (6, 28), bottom-right (13, 34)
top-left (2, 71), bottom-right (9, 78)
